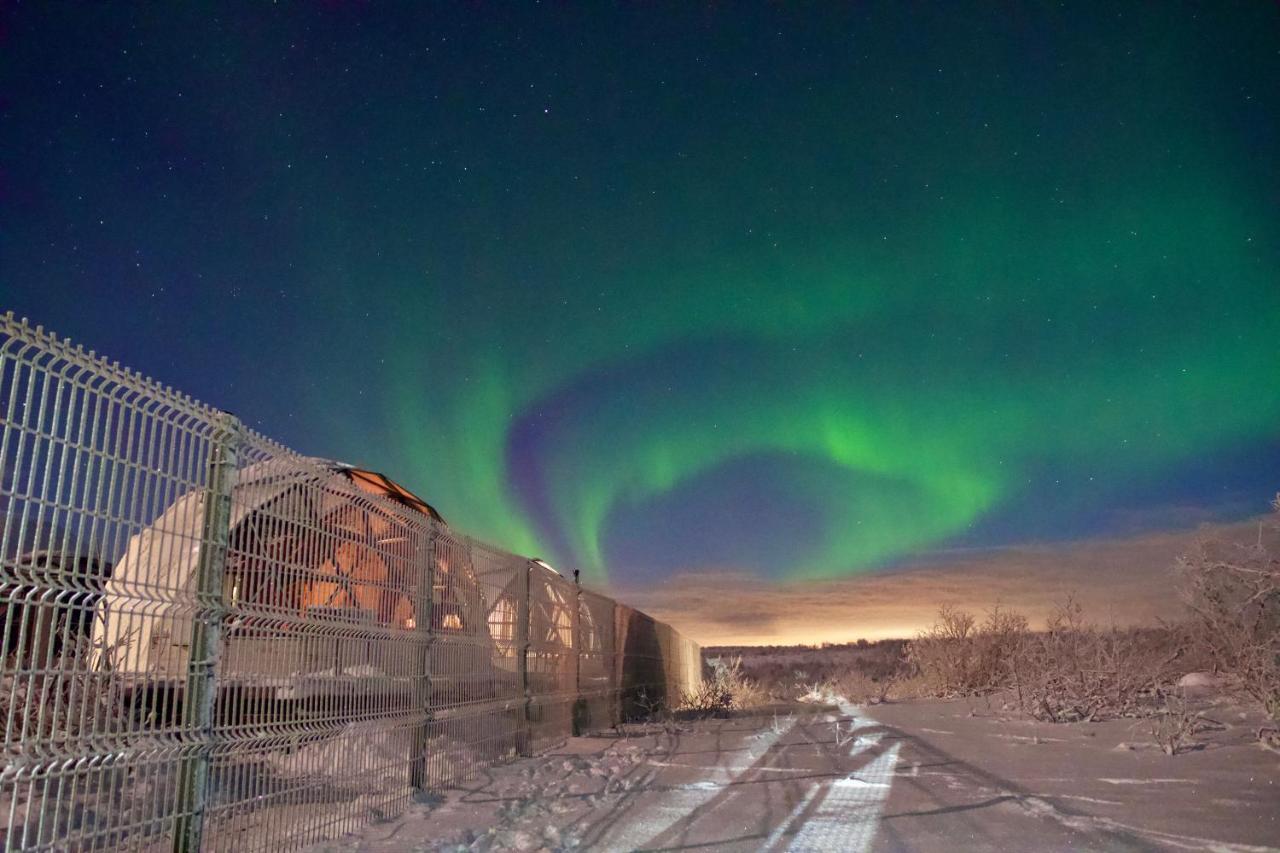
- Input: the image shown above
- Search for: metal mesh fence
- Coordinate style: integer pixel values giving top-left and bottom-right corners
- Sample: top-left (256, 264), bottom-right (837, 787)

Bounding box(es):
top-left (526, 563), bottom-right (577, 753)
top-left (0, 313), bottom-right (702, 852)
top-left (615, 605), bottom-right (665, 719)
top-left (576, 590), bottom-right (616, 734)
top-left (424, 534), bottom-right (526, 789)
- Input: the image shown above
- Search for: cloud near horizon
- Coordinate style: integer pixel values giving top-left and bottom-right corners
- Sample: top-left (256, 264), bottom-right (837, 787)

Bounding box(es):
top-left (611, 517), bottom-right (1274, 646)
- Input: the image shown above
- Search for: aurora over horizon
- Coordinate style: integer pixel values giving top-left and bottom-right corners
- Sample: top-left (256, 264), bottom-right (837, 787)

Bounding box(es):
top-left (4, 4), bottom-right (1279, 607)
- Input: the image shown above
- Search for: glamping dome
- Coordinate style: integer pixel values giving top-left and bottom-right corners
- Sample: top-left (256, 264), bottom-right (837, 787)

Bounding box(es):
top-left (93, 456), bottom-right (498, 701)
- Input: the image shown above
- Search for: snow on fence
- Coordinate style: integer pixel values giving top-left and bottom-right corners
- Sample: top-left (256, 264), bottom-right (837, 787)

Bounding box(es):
top-left (0, 313), bottom-right (703, 852)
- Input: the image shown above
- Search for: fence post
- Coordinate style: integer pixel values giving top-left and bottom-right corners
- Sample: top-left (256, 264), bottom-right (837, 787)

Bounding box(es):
top-left (173, 412), bottom-right (240, 853)
top-left (571, 570), bottom-right (584, 735)
top-left (409, 526), bottom-right (437, 796)
top-left (610, 601), bottom-right (621, 728)
top-left (516, 560), bottom-right (532, 756)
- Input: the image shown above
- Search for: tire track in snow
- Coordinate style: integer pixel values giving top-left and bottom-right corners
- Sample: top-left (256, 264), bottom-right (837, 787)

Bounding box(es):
top-left (592, 716), bottom-right (797, 851)
top-left (760, 699), bottom-right (900, 853)
top-left (785, 740), bottom-right (901, 852)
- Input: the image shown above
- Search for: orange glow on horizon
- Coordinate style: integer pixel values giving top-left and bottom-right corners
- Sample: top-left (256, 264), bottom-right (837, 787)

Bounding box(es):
top-left (610, 518), bottom-right (1272, 649)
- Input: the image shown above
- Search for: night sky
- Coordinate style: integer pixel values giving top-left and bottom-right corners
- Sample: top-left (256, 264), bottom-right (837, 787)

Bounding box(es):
top-left (4, 4), bottom-right (1278, 592)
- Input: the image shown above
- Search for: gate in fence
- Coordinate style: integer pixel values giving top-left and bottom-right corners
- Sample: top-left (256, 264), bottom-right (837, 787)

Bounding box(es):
top-left (0, 313), bottom-right (703, 852)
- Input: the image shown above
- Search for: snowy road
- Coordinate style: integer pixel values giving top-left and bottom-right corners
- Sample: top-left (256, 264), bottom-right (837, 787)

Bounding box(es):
top-left (308, 697), bottom-right (1279, 852)
top-left (578, 704), bottom-right (1153, 851)
top-left (767, 702), bottom-right (900, 852)
top-left (578, 699), bottom-right (1278, 852)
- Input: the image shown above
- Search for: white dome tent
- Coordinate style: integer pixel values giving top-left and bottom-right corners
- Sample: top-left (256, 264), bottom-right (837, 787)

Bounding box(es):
top-left (92, 456), bottom-right (499, 704)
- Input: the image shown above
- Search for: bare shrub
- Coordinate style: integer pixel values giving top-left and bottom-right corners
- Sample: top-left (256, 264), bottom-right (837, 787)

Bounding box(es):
top-left (679, 679), bottom-right (734, 715)
top-left (1177, 500), bottom-right (1280, 721)
top-left (908, 604), bottom-right (1028, 697)
top-left (627, 687), bottom-right (681, 737)
top-left (907, 605), bottom-right (978, 696)
top-left (906, 597), bottom-right (1185, 721)
top-left (679, 656), bottom-right (764, 715)
top-left (976, 605), bottom-right (1030, 692)
top-left (0, 618), bottom-right (131, 750)
top-left (1150, 692), bottom-right (1205, 756)
top-left (1008, 598), bottom-right (1188, 722)
top-left (708, 640), bottom-right (910, 703)
top-left (1259, 725), bottom-right (1280, 754)
top-left (828, 670), bottom-right (892, 705)
top-left (885, 671), bottom-right (932, 700)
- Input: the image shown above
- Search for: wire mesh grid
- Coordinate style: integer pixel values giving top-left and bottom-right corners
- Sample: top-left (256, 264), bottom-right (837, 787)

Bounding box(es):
top-left (614, 605), bottom-right (666, 720)
top-left (1, 316), bottom-right (231, 852)
top-left (655, 623), bottom-right (703, 710)
top-left (422, 534), bottom-right (525, 789)
top-left (526, 564), bottom-right (576, 752)
top-left (198, 443), bottom-right (434, 852)
top-left (0, 313), bottom-right (701, 852)
top-left (576, 590), bottom-right (616, 734)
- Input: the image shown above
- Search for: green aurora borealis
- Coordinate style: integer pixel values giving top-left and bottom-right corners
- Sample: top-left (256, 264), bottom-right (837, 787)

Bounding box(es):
top-left (396, 188), bottom-right (1279, 581)
top-left (5, 4), bottom-right (1279, 584)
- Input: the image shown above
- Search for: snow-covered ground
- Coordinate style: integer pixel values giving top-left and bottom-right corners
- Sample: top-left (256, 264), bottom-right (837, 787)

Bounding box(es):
top-left (304, 690), bottom-right (1278, 852)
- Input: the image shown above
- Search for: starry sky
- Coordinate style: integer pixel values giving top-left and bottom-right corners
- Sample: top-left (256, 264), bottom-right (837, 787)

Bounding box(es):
top-left (4, 4), bottom-right (1279, 600)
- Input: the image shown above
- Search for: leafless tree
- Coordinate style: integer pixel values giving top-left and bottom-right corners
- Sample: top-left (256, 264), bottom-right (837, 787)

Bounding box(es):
top-left (1177, 496), bottom-right (1280, 721)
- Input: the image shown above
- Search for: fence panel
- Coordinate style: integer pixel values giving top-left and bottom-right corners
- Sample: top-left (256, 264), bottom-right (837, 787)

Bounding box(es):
top-left (198, 443), bottom-right (434, 852)
top-left (1, 317), bottom-right (229, 851)
top-left (0, 314), bottom-right (701, 852)
top-left (576, 590), bottom-right (616, 733)
top-left (526, 563), bottom-right (576, 752)
top-left (662, 628), bottom-right (703, 707)
top-left (614, 605), bottom-right (667, 720)
top-left (423, 534), bottom-right (525, 787)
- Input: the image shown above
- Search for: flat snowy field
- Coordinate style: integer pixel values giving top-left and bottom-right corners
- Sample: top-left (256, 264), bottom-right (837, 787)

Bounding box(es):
top-left (305, 692), bottom-right (1278, 852)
